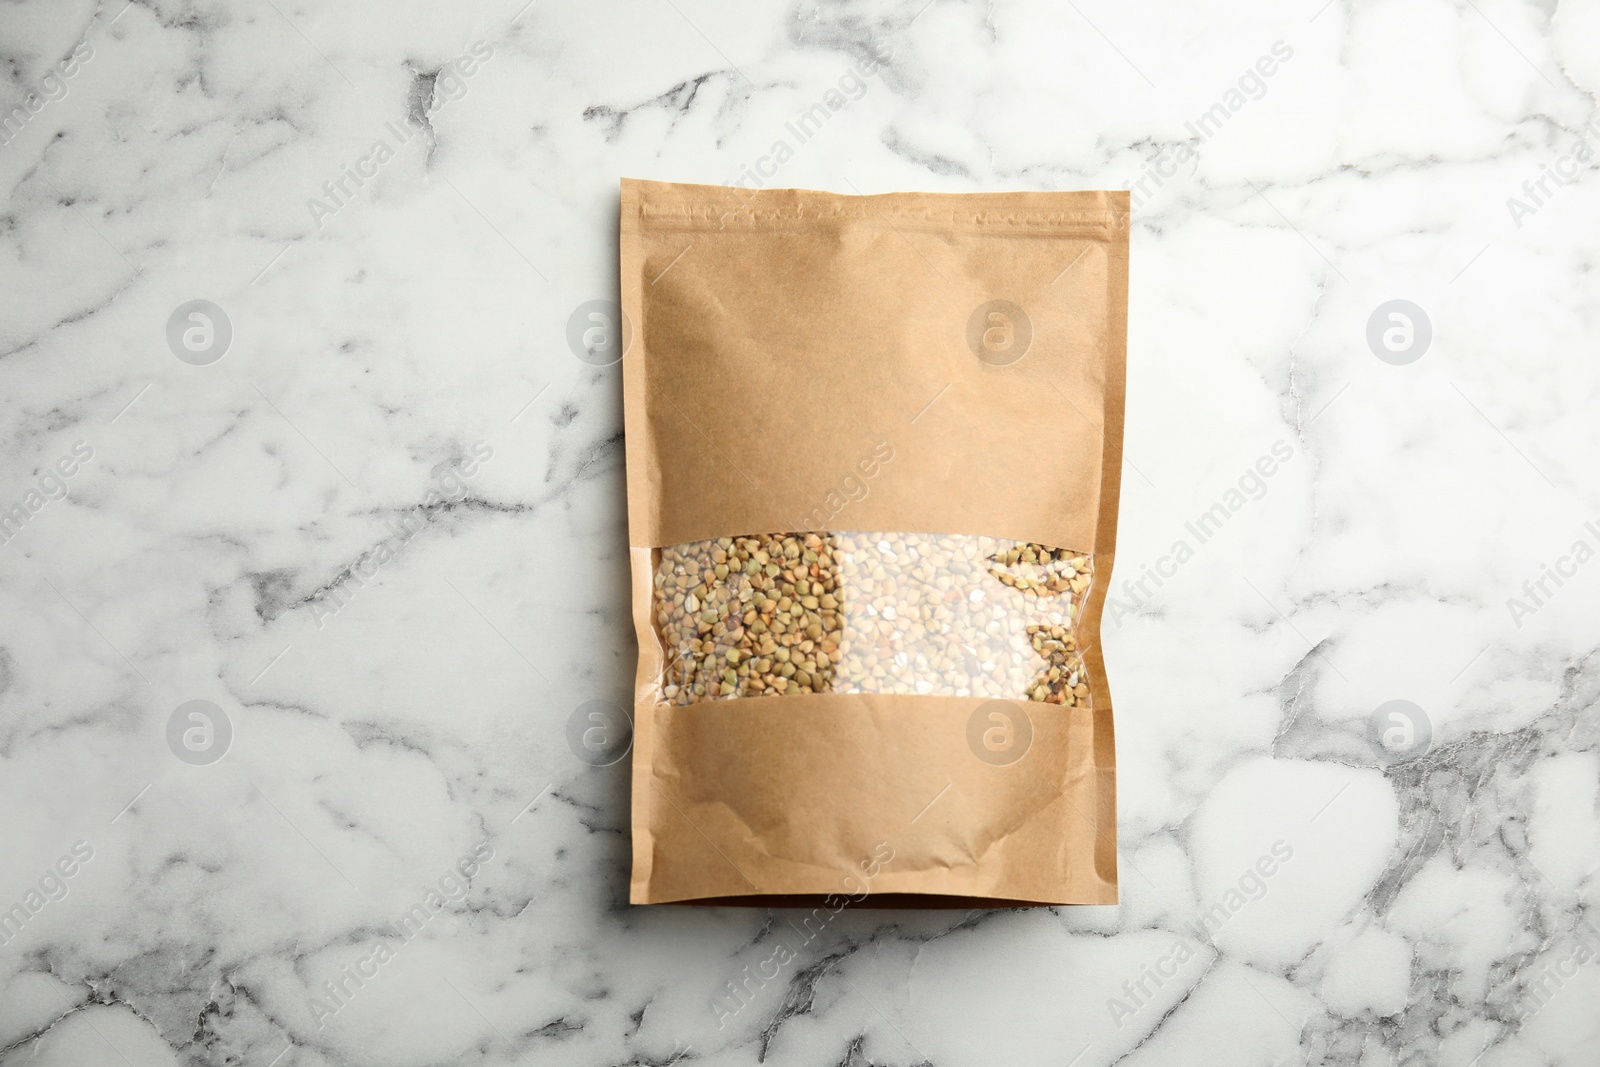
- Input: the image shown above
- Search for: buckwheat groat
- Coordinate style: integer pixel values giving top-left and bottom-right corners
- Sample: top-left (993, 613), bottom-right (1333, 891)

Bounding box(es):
top-left (652, 532), bottom-right (1093, 708)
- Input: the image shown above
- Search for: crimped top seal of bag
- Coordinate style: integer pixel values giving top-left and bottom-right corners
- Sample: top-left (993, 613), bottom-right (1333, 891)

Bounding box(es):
top-left (633, 182), bottom-right (1128, 235)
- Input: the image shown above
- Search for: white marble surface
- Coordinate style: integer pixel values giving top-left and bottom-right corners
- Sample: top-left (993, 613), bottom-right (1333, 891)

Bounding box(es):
top-left (2, 0), bottom-right (1599, 1064)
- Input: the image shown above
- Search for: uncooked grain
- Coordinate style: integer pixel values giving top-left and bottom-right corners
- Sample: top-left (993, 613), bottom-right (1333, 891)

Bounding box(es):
top-left (652, 531), bottom-right (1094, 707)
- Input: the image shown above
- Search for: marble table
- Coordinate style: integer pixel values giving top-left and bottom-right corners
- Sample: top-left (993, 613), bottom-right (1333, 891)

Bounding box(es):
top-left (1, 0), bottom-right (1597, 1064)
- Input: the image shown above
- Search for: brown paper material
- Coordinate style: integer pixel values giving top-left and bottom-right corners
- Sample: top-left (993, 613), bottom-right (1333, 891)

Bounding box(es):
top-left (621, 179), bottom-right (1128, 907)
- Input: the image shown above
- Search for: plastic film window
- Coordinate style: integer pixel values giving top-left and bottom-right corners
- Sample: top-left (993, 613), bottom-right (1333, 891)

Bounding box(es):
top-left (650, 532), bottom-right (1094, 707)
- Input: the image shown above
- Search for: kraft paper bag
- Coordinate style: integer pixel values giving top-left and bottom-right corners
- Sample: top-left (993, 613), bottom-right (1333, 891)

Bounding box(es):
top-left (620, 179), bottom-right (1128, 907)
